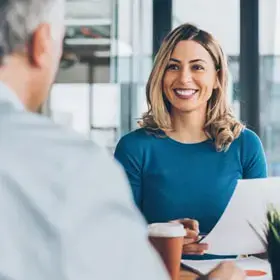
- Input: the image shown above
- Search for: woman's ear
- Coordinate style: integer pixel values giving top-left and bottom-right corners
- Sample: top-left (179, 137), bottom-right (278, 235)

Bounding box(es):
top-left (214, 77), bottom-right (219, 90)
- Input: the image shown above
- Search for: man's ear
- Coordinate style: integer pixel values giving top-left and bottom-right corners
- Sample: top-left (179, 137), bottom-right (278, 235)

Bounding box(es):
top-left (28, 23), bottom-right (52, 67)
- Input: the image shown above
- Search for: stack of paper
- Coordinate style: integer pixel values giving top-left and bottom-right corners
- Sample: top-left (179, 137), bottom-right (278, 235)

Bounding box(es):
top-left (201, 177), bottom-right (280, 255)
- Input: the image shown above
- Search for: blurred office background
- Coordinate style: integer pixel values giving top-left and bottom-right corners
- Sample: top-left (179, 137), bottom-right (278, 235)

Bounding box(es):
top-left (46, 0), bottom-right (280, 176)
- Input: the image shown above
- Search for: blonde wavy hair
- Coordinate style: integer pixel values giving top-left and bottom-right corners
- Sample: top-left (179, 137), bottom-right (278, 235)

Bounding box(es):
top-left (139, 23), bottom-right (244, 151)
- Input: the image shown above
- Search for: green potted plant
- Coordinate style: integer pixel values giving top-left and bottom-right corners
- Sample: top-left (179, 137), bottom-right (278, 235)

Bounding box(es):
top-left (266, 206), bottom-right (280, 280)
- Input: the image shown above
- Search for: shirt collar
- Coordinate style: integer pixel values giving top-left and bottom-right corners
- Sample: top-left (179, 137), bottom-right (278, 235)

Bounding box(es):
top-left (0, 81), bottom-right (25, 111)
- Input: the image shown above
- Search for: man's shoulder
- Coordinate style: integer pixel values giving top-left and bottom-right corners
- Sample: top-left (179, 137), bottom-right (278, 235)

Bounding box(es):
top-left (0, 108), bottom-right (126, 198)
top-left (0, 108), bottom-right (108, 165)
top-left (0, 109), bottom-right (83, 142)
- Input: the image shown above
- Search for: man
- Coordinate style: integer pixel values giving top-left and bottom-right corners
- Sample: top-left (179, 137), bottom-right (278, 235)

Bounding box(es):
top-left (0, 0), bottom-right (245, 279)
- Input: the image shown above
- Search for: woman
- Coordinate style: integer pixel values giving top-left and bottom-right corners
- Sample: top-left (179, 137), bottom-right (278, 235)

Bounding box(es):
top-left (114, 23), bottom-right (267, 256)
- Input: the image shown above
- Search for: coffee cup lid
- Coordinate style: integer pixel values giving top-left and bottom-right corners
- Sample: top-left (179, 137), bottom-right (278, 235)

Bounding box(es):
top-left (148, 222), bottom-right (186, 237)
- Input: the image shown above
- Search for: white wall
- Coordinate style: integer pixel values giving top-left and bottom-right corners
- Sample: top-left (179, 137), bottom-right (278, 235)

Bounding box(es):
top-left (50, 83), bottom-right (120, 135)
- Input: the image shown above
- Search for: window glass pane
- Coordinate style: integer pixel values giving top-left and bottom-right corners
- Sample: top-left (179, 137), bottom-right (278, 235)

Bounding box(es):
top-left (259, 0), bottom-right (280, 175)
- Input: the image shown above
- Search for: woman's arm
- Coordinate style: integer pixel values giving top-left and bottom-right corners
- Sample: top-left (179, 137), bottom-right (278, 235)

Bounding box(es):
top-left (114, 135), bottom-right (143, 209)
top-left (241, 129), bottom-right (268, 179)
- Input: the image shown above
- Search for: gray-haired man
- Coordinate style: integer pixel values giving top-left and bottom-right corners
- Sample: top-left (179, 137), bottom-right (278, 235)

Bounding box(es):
top-left (0, 1), bottom-right (245, 280)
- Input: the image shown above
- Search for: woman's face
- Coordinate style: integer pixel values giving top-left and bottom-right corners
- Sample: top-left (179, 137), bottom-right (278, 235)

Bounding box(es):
top-left (163, 40), bottom-right (218, 115)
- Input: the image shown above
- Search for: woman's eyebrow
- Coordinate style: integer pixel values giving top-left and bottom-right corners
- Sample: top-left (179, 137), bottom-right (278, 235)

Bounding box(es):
top-left (169, 58), bottom-right (207, 64)
top-left (169, 58), bottom-right (181, 63)
top-left (189, 59), bottom-right (207, 64)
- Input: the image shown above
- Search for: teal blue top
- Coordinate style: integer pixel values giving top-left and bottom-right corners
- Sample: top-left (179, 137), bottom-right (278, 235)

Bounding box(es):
top-left (114, 128), bottom-right (267, 249)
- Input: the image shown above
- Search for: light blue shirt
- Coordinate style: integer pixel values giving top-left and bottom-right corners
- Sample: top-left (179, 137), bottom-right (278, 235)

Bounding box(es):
top-left (0, 82), bottom-right (169, 280)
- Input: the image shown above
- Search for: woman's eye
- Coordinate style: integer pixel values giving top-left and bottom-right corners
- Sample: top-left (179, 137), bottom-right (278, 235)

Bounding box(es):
top-left (166, 64), bottom-right (179, 71)
top-left (192, 64), bottom-right (204, 71)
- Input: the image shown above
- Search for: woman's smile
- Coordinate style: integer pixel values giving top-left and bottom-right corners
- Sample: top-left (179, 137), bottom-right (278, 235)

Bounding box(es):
top-left (173, 88), bottom-right (199, 100)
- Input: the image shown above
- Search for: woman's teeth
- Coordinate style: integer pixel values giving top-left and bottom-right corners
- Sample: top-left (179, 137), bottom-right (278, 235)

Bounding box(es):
top-left (174, 89), bottom-right (197, 96)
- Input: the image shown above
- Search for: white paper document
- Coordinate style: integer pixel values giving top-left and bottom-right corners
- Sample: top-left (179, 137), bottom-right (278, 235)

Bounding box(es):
top-left (200, 177), bottom-right (280, 255)
top-left (181, 257), bottom-right (271, 280)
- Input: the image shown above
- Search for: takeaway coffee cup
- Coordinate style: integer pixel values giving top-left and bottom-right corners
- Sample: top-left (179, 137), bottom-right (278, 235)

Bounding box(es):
top-left (148, 223), bottom-right (186, 280)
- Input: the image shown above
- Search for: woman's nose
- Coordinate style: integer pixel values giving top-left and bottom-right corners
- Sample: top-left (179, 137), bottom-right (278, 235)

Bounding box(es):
top-left (178, 69), bottom-right (193, 84)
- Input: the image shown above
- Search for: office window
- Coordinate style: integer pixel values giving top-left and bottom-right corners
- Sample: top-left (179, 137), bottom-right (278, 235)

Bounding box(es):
top-left (172, 0), bottom-right (240, 118)
top-left (259, 0), bottom-right (280, 175)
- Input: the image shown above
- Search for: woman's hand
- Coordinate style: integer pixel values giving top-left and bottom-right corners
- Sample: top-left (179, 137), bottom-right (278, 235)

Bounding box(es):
top-left (171, 218), bottom-right (209, 255)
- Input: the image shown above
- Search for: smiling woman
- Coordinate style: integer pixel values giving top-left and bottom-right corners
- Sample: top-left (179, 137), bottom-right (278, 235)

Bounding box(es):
top-left (141, 23), bottom-right (242, 151)
top-left (163, 40), bottom-right (218, 130)
top-left (114, 23), bottom-right (268, 259)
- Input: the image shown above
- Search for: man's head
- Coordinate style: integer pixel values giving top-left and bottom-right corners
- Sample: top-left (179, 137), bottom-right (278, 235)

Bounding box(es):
top-left (0, 0), bottom-right (65, 111)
